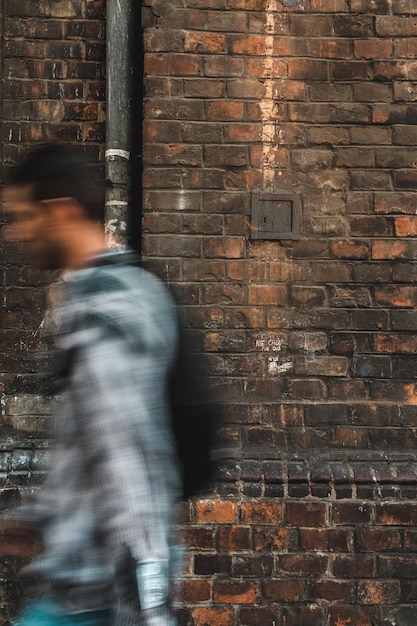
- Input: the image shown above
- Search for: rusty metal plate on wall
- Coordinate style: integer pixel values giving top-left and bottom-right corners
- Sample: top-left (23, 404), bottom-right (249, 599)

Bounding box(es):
top-left (251, 193), bottom-right (301, 240)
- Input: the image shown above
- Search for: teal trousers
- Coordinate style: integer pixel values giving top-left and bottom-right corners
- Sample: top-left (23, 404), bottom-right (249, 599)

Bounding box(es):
top-left (15, 599), bottom-right (112, 626)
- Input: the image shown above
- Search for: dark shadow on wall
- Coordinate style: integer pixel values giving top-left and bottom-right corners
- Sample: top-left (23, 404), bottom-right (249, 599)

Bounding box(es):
top-left (128, 0), bottom-right (144, 255)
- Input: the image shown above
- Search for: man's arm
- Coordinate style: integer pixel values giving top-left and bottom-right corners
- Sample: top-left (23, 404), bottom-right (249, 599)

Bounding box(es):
top-left (70, 283), bottom-right (181, 624)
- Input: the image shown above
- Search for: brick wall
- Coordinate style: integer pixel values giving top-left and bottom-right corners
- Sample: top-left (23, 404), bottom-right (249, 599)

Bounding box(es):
top-left (141, 1), bottom-right (417, 624)
top-left (2, 0), bottom-right (417, 624)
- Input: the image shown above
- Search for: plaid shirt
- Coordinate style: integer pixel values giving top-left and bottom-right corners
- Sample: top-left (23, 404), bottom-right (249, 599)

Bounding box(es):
top-left (21, 248), bottom-right (182, 626)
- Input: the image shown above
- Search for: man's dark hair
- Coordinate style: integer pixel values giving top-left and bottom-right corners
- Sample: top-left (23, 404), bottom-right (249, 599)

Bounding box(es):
top-left (12, 143), bottom-right (105, 223)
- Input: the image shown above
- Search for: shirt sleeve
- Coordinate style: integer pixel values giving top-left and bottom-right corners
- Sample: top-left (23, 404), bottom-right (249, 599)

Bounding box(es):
top-left (76, 296), bottom-right (179, 536)
top-left (69, 287), bottom-right (181, 623)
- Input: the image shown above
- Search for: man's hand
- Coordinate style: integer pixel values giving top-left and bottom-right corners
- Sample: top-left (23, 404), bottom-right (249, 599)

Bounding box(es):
top-left (0, 518), bottom-right (42, 558)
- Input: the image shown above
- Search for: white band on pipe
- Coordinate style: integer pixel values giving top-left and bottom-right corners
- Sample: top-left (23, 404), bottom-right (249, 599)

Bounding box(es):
top-left (105, 149), bottom-right (130, 160)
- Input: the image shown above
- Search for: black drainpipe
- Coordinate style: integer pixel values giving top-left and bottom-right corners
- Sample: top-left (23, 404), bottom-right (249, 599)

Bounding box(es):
top-left (105, 0), bottom-right (132, 248)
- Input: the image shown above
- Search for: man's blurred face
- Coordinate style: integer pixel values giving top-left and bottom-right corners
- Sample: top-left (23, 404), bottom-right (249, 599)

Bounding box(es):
top-left (3, 185), bottom-right (65, 270)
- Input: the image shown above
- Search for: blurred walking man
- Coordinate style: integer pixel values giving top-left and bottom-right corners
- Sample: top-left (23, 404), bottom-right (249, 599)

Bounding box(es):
top-left (3, 144), bottom-right (182, 626)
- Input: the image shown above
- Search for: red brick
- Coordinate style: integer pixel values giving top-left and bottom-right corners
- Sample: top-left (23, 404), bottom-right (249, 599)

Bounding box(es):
top-left (375, 285), bottom-right (417, 307)
top-left (288, 59), bottom-right (329, 80)
top-left (224, 307), bottom-right (265, 329)
top-left (248, 57), bottom-right (287, 78)
top-left (331, 427), bottom-right (370, 448)
top-left (144, 143), bottom-right (202, 166)
top-left (227, 79), bottom-right (265, 100)
top-left (376, 503), bottom-right (417, 526)
top-left (196, 500), bottom-right (238, 523)
top-left (231, 35), bottom-right (267, 55)
top-left (207, 11), bottom-right (247, 33)
top-left (357, 529), bottom-right (401, 552)
top-left (240, 501), bottom-right (283, 525)
top-left (275, 79), bottom-right (308, 100)
top-left (330, 240), bottom-right (370, 259)
top-left (193, 607), bottom-right (234, 626)
top-left (143, 120), bottom-right (181, 143)
top-left (394, 216), bottom-right (417, 236)
top-left (309, 38), bottom-right (351, 59)
top-left (250, 145), bottom-right (289, 168)
top-left (226, 261), bottom-right (267, 282)
top-left (394, 39), bottom-right (417, 58)
top-left (225, 124), bottom-right (262, 143)
top-left (248, 285), bottom-right (287, 306)
top-left (328, 606), bottom-right (377, 626)
top-left (184, 79), bottom-right (225, 99)
top-left (184, 528), bottom-right (216, 550)
top-left (286, 502), bottom-right (327, 527)
top-left (231, 0), bottom-right (265, 8)
top-left (205, 55), bottom-right (245, 77)
top-left (217, 526), bottom-right (251, 551)
top-left (354, 39), bottom-right (393, 59)
top-left (279, 554), bottom-right (327, 576)
top-left (311, 0), bottom-right (347, 10)
top-left (357, 581), bottom-right (400, 605)
top-left (307, 580), bottom-right (354, 602)
top-left (181, 579), bottom-right (212, 603)
top-left (253, 527), bottom-right (293, 551)
top-left (207, 101), bottom-right (244, 121)
top-left (213, 580), bottom-right (258, 604)
top-left (185, 32), bottom-right (227, 54)
top-left (203, 284), bottom-right (246, 306)
top-left (144, 53), bottom-right (201, 76)
top-left (248, 96), bottom-right (282, 122)
top-left (395, 169), bottom-right (417, 188)
top-left (374, 333), bottom-right (417, 353)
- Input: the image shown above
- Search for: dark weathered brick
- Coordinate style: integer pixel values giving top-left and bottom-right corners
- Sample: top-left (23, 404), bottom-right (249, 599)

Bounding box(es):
top-left (300, 528), bottom-right (351, 552)
top-left (238, 607), bottom-right (280, 626)
top-left (332, 502), bottom-right (372, 525)
top-left (357, 580), bottom-right (401, 605)
top-left (262, 579), bottom-right (305, 603)
top-left (307, 579), bottom-right (354, 602)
